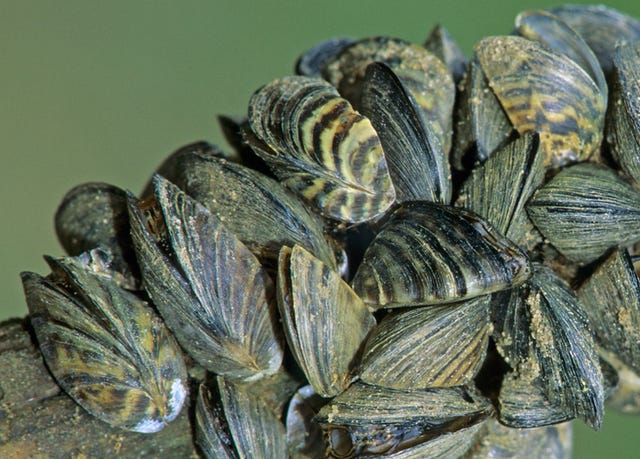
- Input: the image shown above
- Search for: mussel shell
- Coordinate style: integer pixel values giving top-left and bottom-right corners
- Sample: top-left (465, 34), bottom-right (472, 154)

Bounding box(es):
top-left (315, 382), bottom-right (491, 429)
top-left (247, 76), bottom-right (396, 223)
top-left (515, 10), bottom-right (607, 104)
top-left (314, 382), bottom-right (492, 457)
top-left (359, 297), bottom-right (491, 389)
top-left (606, 41), bottom-right (640, 185)
top-left (492, 264), bottom-right (604, 430)
top-left (21, 250), bottom-right (187, 433)
top-left (578, 248), bottom-right (640, 374)
top-left (54, 182), bottom-right (139, 289)
top-left (321, 37), bottom-right (455, 153)
top-left (549, 4), bottom-right (640, 74)
top-left (360, 62), bottom-right (451, 205)
top-left (451, 57), bottom-right (516, 169)
top-left (295, 38), bottom-right (356, 77)
top-left (142, 143), bottom-right (336, 269)
top-left (466, 419), bottom-right (572, 459)
top-left (527, 163), bottom-right (640, 264)
top-left (277, 245), bottom-right (375, 397)
top-left (498, 368), bottom-right (573, 428)
top-left (475, 36), bottom-right (605, 167)
top-left (128, 176), bottom-right (283, 381)
top-left (490, 287), bottom-right (531, 370)
top-left (195, 378), bottom-right (287, 459)
top-left (423, 24), bottom-right (467, 84)
top-left (456, 132), bottom-right (544, 246)
top-left (351, 202), bottom-right (531, 308)
top-left (195, 384), bottom-right (236, 459)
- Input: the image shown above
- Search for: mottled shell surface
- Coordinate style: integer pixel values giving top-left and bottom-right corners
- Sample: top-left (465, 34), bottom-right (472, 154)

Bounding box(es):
top-left (277, 245), bottom-right (375, 397)
top-left (515, 10), bottom-right (607, 104)
top-left (247, 76), bottom-right (396, 223)
top-left (381, 422), bottom-right (484, 459)
top-left (359, 297), bottom-right (491, 389)
top-left (475, 35), bottom-right (605, 167)
top-left (129, 176), bottom-right (283, 381)
top-left (352, 202), bottom-right (530, 307)
top-left (21, 250), bottom-right (187, 433)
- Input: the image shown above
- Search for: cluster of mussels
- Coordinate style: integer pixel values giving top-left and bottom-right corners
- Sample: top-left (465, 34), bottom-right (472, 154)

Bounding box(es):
top-left (20, 4), bottom-right (640, 458)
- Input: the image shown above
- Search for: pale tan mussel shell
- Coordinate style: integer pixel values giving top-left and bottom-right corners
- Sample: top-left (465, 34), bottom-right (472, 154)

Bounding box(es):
top-left (277, 244), bottom-right (375, 398)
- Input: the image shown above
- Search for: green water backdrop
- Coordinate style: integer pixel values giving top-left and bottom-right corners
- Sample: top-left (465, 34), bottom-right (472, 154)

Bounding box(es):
top-left (2, 1), bottom-right (640, 456)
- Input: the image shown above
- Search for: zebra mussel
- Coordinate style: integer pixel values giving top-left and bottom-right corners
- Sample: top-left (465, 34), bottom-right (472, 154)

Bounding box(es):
top-left (19, 3), bottom-right (640, 458)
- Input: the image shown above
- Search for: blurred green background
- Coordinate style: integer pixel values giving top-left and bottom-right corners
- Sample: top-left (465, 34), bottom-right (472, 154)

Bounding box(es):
top-left (2, 1), bottom-right (639, 456)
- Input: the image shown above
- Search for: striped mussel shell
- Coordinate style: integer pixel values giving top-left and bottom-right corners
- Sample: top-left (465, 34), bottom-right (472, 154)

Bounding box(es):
top-left (527, 163), bottom-right (640, 264)
top-left (54, 182), bottom-right (139, 289)
top-left (277, 244), bottom-right (375, 397)
top-left (313, 382), bottom-right (492, 458)
top-left (351, 202), bottom-right (531, 308)
top-left (195, 378), bottom-right (287, 459)
top-left (490, 264), bottom-right (604, 430)
top-left (471, 35), bottom-right (605, 168)
top-left (515, 10), bottom-right (608, 105)
top-left (318, 36), bottom-right (456, 153)
top-left (246, 76), bottom-right (396, 223)
top-left (358, 296), bottom-right (491, 389)
top-left (128, 175), bottom-right (283, 381)
top-left (142, 141), bottom-right (336, 270)
top-left (21, 249), bottom-right (188, 433)
top-left (606, 41), bottom-right (640, 185)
